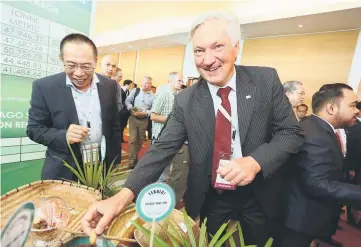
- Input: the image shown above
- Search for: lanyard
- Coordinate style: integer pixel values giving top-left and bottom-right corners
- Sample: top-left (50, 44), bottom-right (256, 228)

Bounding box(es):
top-left (73, 87), bottom-right (96, 137)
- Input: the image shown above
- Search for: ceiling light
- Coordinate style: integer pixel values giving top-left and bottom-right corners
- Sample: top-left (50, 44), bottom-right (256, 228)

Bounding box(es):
top-left (128, 45), bottom-right (132, 48)
top-left (298, 24), bottom-right (303, 28)
top-left (148, 42), bottom-right (152, 45)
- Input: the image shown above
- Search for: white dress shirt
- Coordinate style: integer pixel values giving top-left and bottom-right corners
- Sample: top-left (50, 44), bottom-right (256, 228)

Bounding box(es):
top-left (66, 74), bottom-right (102, 145)
top-left (207, 68), bottom-right (243, 159)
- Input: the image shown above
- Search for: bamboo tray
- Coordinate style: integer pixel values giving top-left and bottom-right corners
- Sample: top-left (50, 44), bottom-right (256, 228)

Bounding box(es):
top-left (1, 180), bottom-right (101, 247)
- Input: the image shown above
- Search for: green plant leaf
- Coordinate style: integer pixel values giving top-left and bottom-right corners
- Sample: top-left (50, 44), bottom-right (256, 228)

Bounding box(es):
top-left (166, 232), bottom-right (180, 247)
top-left (94, 164), bottom-right (103, 189)
top-left (209, 221), bottom-right (229, 247)
top-left (165, 219), bottom-right (187, 247)
top-left (92, 150), bottom-right (100, 186)
top-left (131, 220), bottom-right (169, 247)
top-left (214, 228), bottom-right (236, 247)
top-left (264, 237), bottom-right (274, 247)
top-left (182, 209), bottom-right (197, 247)
top-left (198, 218), bottom-right (208, 247)
top-left (66, 141), bottom-right (86, 179)
top-left (56, 157), bottom-right (86, 184)
top-left (237, 222), bottom-right (245, 247)
top-left (86, 164), bottom-right (93, 187)
top-left (228, 235), bottom-right (237, 247)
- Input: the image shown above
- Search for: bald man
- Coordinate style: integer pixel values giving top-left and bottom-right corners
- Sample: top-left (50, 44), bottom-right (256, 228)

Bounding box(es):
top-left (100, 55), bottom-right (117, 78)
top-left (100, 56), bottom-right (123, 121)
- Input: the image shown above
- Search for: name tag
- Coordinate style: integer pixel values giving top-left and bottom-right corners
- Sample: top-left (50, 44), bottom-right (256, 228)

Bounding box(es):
top-left (215, 159), bottom-right (236, 191)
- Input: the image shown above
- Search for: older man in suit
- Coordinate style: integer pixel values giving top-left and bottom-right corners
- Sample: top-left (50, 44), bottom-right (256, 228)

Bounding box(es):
top-left (82, 12), bottom-right (304, 245)
top-left (27, 33), bottom-right (121, 181)
top-left (281, 84), bottom-right (361, 247)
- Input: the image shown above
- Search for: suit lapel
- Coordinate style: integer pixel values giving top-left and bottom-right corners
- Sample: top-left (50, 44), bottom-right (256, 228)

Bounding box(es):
top-left (60, 74), bottom-right (79, 126)
top-left (310, 115), bottom-right (343, 156)
top-left (195, 79), bottom-right (215, 144)
top-left (235, 66), bottom-right (256, 144)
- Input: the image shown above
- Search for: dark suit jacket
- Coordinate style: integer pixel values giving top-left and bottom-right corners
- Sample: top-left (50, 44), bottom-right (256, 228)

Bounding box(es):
top-left (283, 115), bottom-right (361, 238)
top-left (124, 65), bottom-right (304, 218)
top-left (27, 72), bottom-right (121, 180)
top-left (345, 119), bottom-right (361, 171)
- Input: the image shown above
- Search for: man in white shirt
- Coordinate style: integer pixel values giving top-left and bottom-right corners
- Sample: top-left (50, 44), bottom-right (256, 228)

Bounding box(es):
top-left (152, 72), bottom-right (188, 204)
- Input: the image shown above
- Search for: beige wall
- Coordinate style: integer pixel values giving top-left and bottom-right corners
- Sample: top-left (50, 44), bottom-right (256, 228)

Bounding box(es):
top-left (92, 1), bottom-right (232, 35)
top-left (119, 51), bottom-right (137, 82)
top-left (241, 30), bottom-right (359, 108)
top-left (135, 46), bottom-right (185, 87)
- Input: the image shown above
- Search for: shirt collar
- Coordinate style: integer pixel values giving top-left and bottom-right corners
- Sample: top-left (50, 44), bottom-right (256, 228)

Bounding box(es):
top-left (207, 66), bottom-right (236, 94)
top-left (312, 114), bottom-right (336, 132)
top-left (66, 73), bottom-right (100, 89)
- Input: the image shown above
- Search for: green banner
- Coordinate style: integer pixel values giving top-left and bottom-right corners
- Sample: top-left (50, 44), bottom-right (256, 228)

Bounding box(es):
top-left (1, 1), bottom-right (94, 194)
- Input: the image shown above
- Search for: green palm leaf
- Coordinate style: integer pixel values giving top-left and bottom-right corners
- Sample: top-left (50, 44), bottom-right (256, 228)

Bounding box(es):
top-left (55, 157), bottom-right (86, 184)
top-left (237, 222), bottom-right (245, 247)
top-left (208, 221), bottom-right (229, 247)
top-left (213, 227), bottom-right (236, 247)
top-left (228, 235), bottom-right (237, 247)
top-left (166, 232), bottom-right (180, 247)
top-left (265, 237), bottom-right (274, 247)
top-left (131, 220), bottom-right (169, 247)
top-left (198, 218), bottom-right (208, 247)
top-left (182, 209), bottom-right (197, 247)
top-left (66, 141), bottom-right (85, 179)
top-left (165, 219), bottom-right (188, 247)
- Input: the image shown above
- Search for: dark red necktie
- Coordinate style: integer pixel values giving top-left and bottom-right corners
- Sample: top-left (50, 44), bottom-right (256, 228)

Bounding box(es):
top-left (212, 87), bottom-right (232, 188)
top-left (335, 131), bottom-right (344, 154)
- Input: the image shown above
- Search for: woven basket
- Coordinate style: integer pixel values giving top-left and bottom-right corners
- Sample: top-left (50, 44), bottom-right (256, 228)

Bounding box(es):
top-left (105, 206), bottom-right (143, 247)
top-left (134, 209), bottom-right (200, 247)
top-left (1, 180), bottom-right (101, 247)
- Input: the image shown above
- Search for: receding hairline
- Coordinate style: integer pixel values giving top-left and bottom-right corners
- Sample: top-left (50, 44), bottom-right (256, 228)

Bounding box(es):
top-left (100, 55), bottom-right (116, 64)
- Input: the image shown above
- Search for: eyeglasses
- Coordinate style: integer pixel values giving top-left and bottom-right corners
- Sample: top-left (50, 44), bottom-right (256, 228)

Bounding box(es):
top-left (64, 63), bottom-right (94, 72)
top-left (293, 91), bottom-right (305, 96)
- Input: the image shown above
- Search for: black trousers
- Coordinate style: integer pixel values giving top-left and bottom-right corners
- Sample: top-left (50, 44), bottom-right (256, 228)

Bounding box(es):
top-left (147, 119), bottom-right (152, 140)
top-left (278, 227), bottom-right (313, 247)
top-left (200, 187), bottom-right (271, 246)
top-left (119, 109), bottom-right (130, 141)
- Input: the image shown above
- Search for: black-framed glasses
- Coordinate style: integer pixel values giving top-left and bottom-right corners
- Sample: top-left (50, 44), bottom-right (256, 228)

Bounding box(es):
top-left (64, 63), bottom-right (94, 72)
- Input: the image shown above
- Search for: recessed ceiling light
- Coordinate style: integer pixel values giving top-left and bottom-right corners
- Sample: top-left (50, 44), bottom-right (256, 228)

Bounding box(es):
top-left (128, 45), bottom-right (132, 48)
top-left (298, 24), bottom-right (303, 28)
top-left (148, 42), bottom-right (152, 45)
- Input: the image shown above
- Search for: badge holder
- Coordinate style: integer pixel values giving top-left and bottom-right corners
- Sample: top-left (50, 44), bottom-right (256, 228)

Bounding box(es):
top-left (214, 153), bottom-right (236, 191)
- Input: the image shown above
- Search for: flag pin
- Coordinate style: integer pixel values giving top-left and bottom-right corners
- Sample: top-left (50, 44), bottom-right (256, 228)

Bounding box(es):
top-left (246, 95), bottom-right (251, 99)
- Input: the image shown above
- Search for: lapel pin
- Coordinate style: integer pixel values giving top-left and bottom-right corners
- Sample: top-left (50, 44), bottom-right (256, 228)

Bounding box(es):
top-left (246, 95), bottom-right (251, 99)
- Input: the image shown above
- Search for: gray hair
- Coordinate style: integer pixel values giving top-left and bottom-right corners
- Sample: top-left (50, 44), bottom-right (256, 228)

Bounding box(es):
top-left (168, 72), bottom-right (180, 82)
top-left (189, 11), bottom-right (241, 45)
top-left (143, 76), bottom-right (153, 81)
top-left (283, 81), bottom-right (303, 93)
